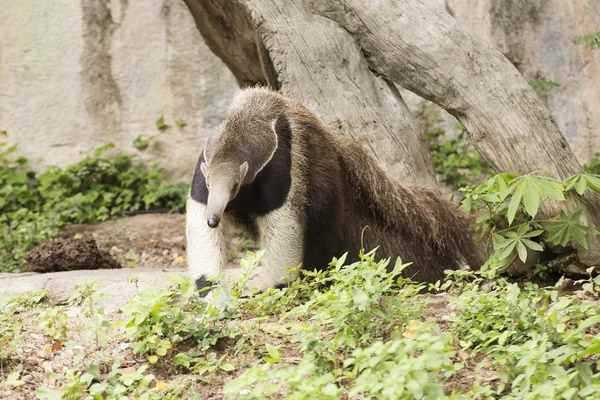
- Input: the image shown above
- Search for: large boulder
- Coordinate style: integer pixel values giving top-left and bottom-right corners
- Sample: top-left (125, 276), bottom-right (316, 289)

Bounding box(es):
top-left (0, 0), bottom-right (238, 182)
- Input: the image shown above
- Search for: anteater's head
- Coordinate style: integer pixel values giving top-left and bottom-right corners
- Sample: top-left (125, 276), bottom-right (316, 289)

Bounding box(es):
top-left (200, 107), bottom-right (281, 228)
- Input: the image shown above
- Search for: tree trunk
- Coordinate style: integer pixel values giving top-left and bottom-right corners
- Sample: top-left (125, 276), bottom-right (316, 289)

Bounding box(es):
top-left (182, 0), bottom-right (600, 268)
top-left (182, 0), bottom-right (439, 188)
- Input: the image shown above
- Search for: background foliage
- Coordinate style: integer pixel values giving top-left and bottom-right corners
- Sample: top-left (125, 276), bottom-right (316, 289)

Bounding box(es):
top-left (0, 142), bottom-right (188, 272)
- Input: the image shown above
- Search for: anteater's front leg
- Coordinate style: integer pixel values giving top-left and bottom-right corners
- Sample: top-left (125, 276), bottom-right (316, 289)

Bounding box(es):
top-left (186, 195), bottom-right (230, 298)
top-left (245, 200), bottom-right (304, 292)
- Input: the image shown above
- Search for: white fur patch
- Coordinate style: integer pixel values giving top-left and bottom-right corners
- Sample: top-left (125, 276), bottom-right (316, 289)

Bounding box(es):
top-left (185, 195), bottom-right (229, 285)
top-left (251, 198), bottom-right (304, 291)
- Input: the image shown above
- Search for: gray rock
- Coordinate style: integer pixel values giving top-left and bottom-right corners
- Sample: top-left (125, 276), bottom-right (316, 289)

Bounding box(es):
top-left (0, 268), bottom-right (187, 313)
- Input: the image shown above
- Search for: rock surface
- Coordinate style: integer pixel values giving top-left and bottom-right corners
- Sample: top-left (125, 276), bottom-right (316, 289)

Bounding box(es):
top-left (0, 268), bottom-right (186, 313)
top-left (0, 0), bottom-right (238, 183)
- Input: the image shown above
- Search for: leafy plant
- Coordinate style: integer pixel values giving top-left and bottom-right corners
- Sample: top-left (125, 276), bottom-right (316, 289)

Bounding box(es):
top-left (584, 153), bottom-right (600, 175)
top-left (528, 80), bottom-right (560, 95)
top-left (133, 135), bottom-right (155, 151)
top-left (0, 142), bottom-right (188, 272)
top-left (460, 170), bottom-right (600, 269)
top-left (155, 116), bottom-right (168, 131)
top-left (427, 127), bottom-right (492, 188)
top-left (573, 32), bottom-right (600, 51)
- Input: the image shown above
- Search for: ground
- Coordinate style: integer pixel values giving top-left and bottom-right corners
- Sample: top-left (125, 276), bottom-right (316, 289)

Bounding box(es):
top-left (0, 214), bottom-right (598, 399)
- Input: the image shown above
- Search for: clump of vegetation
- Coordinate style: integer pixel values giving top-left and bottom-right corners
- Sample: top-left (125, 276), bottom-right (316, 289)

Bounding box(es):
top-left (573, 32), bottom-right (600, 51)
top-left (528, 80), bottom-right (560, 95)
top-left (426, 126), bottom-right (492, 188)
top-left (0, 142), bottom-right (188, 272)
top-left (460, 170), bottom-right (600, 272)
top-left (584, 153), bottom-right (600, 175)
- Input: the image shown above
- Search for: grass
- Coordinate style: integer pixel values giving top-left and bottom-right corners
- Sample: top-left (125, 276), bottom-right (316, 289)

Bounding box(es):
top-left (1, 250), bottom-right (599, 399)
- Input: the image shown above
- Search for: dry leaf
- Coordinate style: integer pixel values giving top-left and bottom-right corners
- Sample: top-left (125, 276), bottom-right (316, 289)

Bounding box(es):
top-left (51, 341), bottom-right (63, 352)
top-left (402, 320), bottom-right (423, 338)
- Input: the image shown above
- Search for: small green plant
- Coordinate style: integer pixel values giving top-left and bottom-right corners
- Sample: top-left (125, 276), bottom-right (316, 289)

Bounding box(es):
top-left (0, 290), bottom-right (46, 366)
top-left (448, 276), bottom-right (600, 399)
top-left (584, 152), bottom-right (600, 175)
top-left (427, 127), bottom-right (492, 188)
top-left (573, 32), bottom-right (600, 51)
top-left (132, 135), bottom-right (155, 151)
top-left (529, 80), bottom-right (560, 95)
top-left (460, 170), bottom-right (600, 269)
top-left (155, 116), bottom-right (168, 131)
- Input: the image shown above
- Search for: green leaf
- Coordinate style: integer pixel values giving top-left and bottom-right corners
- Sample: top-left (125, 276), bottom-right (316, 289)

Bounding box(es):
top-left (175, 118), bottom-right (187, 127)
top-left (156, 347), bottom-right (167, 356)
top-left (147, 355), bottom-right (158, 364)
top-left (585, 174), bottom-right (600, 192)
top-left (498, 241), bottom-right (517, 260)
top-left (219, 363), bottom-right (236, 372)
top-left (35, 387), bottom-right (63, 400)
top-left (264, 343), bottom-right (281, 363)
top-left (580, 315), bottom-right (600, 330)
top-left (5, 371), bottom-right (24, 387)
top-left (516, 241), bottom-right (528, 262)
top-left (156, 116), bottom-right (168, 130)
top-left (507, 187), bottom-right (523, 225)
top-left (545, 210), bottom-right (599, 249)
top-left (521, 239), bottom-right (543, 252)
top-left (521, 179), bottom-right (540, 218)
top-left (574, 176), bottom-right (588, 194)
top-left (132, 135), bottom-right (154, 151)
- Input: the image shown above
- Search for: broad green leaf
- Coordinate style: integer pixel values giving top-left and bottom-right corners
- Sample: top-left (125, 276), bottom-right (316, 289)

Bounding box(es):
top-left (580, 315), bottom-right (600, 330)
top-left (575, 176), bottom-right (588, 194)
top-left (585, 174), bottom-right (600, 192)
top-left (521, 179), bottom-right (540, 218)
top-left (507, 188), bottom-right (523, 225)
top-left (5, 371), bottom-right (24, 387)
top-left (156, 347), bottom-right (167, 356)
top-left (220, 363), bottom-right (236, 371)
top-left (35, 387), bottom-right (63, 400)
top-left (516, 241), bottom-right (528, 262)
top-left (521, 239), bottom-right (543, 252)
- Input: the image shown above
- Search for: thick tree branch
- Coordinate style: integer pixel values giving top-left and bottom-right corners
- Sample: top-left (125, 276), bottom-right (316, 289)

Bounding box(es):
top-left (182, 0), bottom-right (439, 188)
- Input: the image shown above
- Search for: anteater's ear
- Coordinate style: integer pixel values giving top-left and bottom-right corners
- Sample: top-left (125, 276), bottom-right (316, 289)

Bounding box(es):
top-left (200, 162), bottom-right (209, 179)
top-left (203, 135), bottom-right (218, 166)
top-left (252, 118), bottom-right (280, 175)
top-left (239, 161), bottom-right (249, 181)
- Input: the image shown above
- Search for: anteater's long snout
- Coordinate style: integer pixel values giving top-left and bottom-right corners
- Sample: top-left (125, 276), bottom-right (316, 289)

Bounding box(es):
top-left (207, 214), bottom-right (220, 228)
top-left (205, 181), bottom-right (231, 229)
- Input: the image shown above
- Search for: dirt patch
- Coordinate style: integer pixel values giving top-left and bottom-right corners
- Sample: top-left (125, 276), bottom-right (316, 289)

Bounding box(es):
top-left (58, 213), bottom-right (255, 270)
top-left (25, 236), bottom-right (121, 273)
